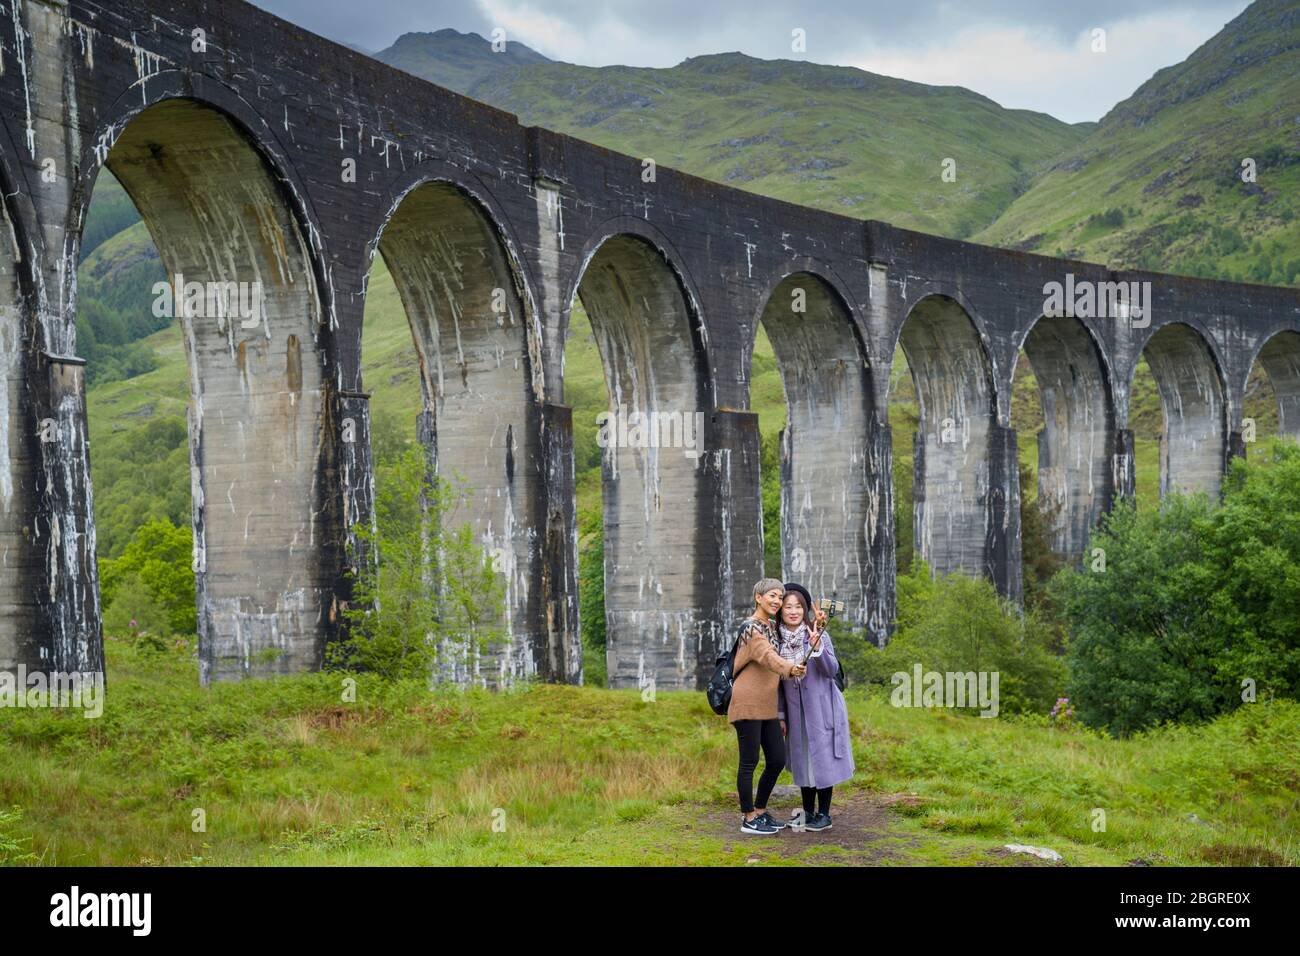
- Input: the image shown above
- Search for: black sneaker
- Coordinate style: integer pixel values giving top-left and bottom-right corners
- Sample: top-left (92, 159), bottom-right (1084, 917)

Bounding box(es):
top-left (757, 811), bottom-right (788, 831)
top-left (805, 811), bottom-right (833, 832)
top-left (740, 815), bottom-right (779, 835)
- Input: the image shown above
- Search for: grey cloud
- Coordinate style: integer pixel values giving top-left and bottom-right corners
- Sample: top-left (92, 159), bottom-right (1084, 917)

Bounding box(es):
top-left (250, 0), bottom-right (1244, 62)
top-left (469, 0), bottom-right (1247, 61)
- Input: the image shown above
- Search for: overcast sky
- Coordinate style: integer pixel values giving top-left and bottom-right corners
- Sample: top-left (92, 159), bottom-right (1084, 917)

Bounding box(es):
top-left (251, 0), bottom-right (1253, 123)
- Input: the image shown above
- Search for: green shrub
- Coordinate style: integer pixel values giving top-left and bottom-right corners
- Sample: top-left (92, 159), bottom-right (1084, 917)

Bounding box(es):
top-left (332, 446), bottom-right (507, 681)
top-left (102, 574), bottom-right (175, 652)
top-left (1019, 468), bottom-right (1065, 622)
top-left (1086, 208), bottom-right (1125, 230)
top-left (1052, 440), bottom-right (1300, 735)
top-left (844, 562), bottom-right (1066, 716)
top-left (0, 806), bottom-right (35, 865)
top-left (99, 518), bottom-right (196, 643)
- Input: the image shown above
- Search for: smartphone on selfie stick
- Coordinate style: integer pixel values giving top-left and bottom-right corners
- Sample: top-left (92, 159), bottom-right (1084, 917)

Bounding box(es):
top-left (800, 594), bottom-right (845, 665)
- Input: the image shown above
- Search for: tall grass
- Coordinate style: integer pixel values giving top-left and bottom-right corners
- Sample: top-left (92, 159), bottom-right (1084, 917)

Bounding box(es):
top-left (1, 637), bottom-right (1294, 866)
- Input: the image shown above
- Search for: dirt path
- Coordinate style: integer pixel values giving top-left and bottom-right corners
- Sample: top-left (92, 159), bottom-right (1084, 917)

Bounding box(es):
top-left (699, 786), bottom-right (912, 864)
top-left (687, 786), bottom-right (1069, 866)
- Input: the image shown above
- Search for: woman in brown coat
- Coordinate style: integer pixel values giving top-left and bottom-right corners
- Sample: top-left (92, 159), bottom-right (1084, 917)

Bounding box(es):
top-left (729, 578), bottom-right (806, 835)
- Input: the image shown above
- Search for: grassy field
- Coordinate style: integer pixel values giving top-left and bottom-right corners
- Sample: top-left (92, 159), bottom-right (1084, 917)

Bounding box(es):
top-left (1, 639), bottom-right (1296, 866)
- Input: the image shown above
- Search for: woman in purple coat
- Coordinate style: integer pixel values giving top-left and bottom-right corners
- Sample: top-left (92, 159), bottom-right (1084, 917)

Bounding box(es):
top-left (776, 583), bottom-right (855, 831)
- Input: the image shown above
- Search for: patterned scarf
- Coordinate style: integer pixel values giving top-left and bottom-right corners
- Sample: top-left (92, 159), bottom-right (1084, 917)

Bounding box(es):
top-left (776, 620), bottom-right (810, 664)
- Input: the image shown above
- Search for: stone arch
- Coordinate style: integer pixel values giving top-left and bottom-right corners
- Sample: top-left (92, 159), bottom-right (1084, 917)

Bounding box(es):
top-left (1139, 323), bottom-right (1227, 499)
top-left (369, 176), bottom-right (555, 685)
top-left (754, 270), bottom-right (878, 621)
top-left (570, 233), bottom-right (711, 690)
top-left (1016, 314), bottom-right (1116, 559)
top-left (563, 218), bottom-right (712, 397)
top-left (361, 163), bottom-right (545, 394)
top-left (896, 294), bottom-right (998, 579)
top-left (69, 73), bottom-right (336, 333)
top-left (84, 97), bottom-right (331, 683)
top-left (1247, 330), bottom-right (1300, 441)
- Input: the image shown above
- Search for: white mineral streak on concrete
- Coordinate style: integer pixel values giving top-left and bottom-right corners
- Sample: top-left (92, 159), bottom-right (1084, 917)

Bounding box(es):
top-left (552, 187), bottom-right (565, 250)
top-left (0, 302), bottom-right (16, 513)
top-left (116, 33), bottom-right (166, 104)
top-left (11, 2), bottom-right (34, 154)
top-left (717, 444), bottom-right (735, 644)
top-left (63, 16), bottom-right (95, 69)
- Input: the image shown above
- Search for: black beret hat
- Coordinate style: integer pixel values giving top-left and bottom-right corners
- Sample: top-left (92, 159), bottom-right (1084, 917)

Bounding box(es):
top-left (782, 582), bottom-right (813, 617)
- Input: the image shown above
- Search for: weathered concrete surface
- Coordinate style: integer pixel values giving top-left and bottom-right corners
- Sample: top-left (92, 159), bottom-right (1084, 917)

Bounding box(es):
top-left (107, 101), bottom-right (331, 683)
top-left (1, 0), bottom-right (1299, 689)
top-left (577, 235), bottom-right (713, 689)
top-left (0, 201), bottom-right (43, 672)
top-left (1144, 323), bottom-right (1227, 499)
top-left (1022, 316), bottom-right (1115, 560)
top-left (899, 295), bottom-right (1000, 583)
top-left (2, 0), bottom-right (104, 677)
top-left (1254, 332), bottom-right (1300, 440)
top-left (764, 273), bottom-right (883, 635)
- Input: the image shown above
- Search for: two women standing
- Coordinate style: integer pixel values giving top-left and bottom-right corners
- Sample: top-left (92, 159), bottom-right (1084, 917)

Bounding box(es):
top-left (776, 583), bottom-right (855, 831)
top-left (727, 577), bottom-right (855, 835)
top-left (727, 578), bottom-right (805, 836)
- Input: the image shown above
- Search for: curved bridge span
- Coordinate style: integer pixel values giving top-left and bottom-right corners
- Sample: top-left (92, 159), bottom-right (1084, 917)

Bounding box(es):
top-left (1, 0), bottom-right (1296, 688)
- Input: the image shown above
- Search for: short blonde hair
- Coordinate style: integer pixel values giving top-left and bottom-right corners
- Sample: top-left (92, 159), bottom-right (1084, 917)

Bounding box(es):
top-left (753, 577), bottom-right (785, 601)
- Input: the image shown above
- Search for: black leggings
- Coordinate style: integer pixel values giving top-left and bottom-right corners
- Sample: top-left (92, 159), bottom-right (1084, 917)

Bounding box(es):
top-left (801, 786), bottom-right (833, 816)
top-left (735, 719), bottom-right (786, 814)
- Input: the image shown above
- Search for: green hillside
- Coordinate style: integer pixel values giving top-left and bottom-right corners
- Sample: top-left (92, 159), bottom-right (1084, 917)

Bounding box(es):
top-left (76, 175), bottom-right (168, 388)
top-left (378, 41), bottom-right (1087, 238)
top-left (976, 0), bottom-right (1300, 285)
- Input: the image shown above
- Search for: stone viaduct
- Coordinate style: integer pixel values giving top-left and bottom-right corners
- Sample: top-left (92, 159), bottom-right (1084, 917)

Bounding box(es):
top-left (1, 0), bottom-right (1297, 690)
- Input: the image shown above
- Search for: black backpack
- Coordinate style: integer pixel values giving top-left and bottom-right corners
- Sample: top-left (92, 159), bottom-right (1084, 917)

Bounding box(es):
top-left (808, 633), bottom-right (848, 693)
top-left (706, 622), bottom-right (757, 715)
top-left (706, 640), bottom-right (745, 715)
